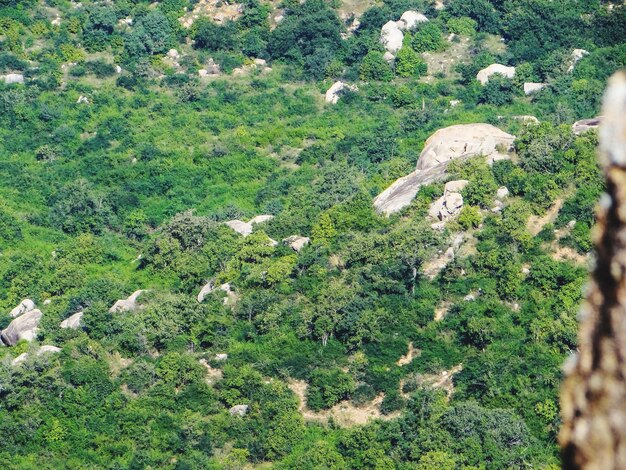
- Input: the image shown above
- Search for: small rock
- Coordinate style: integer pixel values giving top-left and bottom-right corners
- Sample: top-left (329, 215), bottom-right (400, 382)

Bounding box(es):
top-left (229, 404), bottom-right (249, 417)
top-left (1, 309), bottom-right (43, 346)
top-left (10, 299), bottom-right (35, 318)
top-left (383, 51), bottom-right (395, 62)
top-left (397, 11), bottom-right (428, 31)
top-left (325, 81), bottom-right (357, 104)
top-left (43, 299), bottom-right (52, 306)
top-left (496, 187), bottom-right (510, 200)
top-left (115, 65), bottom-right (122, 74)
top-left (167, 49), bottom-right (180, 59)
top-left (567, 219), bottom-right (577, 228)
top-left (12, 353), bottom-right (29, 366)
top-left (464, 294), bottom-right (476, 301)
top-left (572, 117), bottom-right (602, 135)
top-left (38, 345), bottom-right (61, 355)
top-left (568, 49), bottom-right (589, 73)
top-left (197, 280), bottom-right (215, 303)
top-left (253, 58), bottom-right (267, 66)
top-left (449, 99), bottom-right (461, 107)
top-left (77, 95), bottom-right (89, 104)
top-left (215, 353), bottom-right (228, 361)
top-left (4, 73), bottom-right (24, 85)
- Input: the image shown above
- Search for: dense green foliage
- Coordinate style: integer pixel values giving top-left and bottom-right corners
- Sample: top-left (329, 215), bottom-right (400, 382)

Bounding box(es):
top-left (0, 0), bottom-right (623, 468)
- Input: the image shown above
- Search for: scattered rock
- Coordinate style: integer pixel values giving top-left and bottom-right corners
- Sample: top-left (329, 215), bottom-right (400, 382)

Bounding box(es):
top-left (4, 73), bottom-right (24, 85)
top-left (568, 48), bottom-right (589, 73)
top-left (572, 117), bottom-right (602, 135)
top-left (10, 299), bottom-right (35, 318)
top-left (1, 309), bottom-right (43, 346)
top-left (60, 311), bottom-right (83, 329)
top-left (476, 64), bottom-right (516, 85)
top-left (524, 82), bottom-right (546, 95)
top-left (380, 20), bottom-right (404, 56)
top-left (109, 290), bottom-right (146, 313)
top-left (397, 11), bottom-right (428, 30)
top-left (496, 186), bottom-right (510, 200)
top-left (283, 235), bottom-right (310, 252)
top-left (325, 81), bottom-right (357, 104)
top-left (229, 404), bottom-right (249, 417)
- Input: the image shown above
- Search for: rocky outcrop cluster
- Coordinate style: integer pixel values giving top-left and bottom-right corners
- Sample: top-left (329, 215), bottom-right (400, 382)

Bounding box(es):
top-left (428, 180), bottom-right (468, 221)
top-left (1, 307), bottom-right (42, 346)
top-left (374, 124), bottom-right (514, 215)
top-left (380, 11), bottom-right (428, 59)
top-left (224, 215), bottom-right (273, 236)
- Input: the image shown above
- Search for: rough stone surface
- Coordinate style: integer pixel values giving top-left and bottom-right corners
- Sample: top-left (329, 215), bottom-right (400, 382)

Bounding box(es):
top-left (10, 299), bottom-right (35, 318)
top-left (559, 72), bottom-right (626, 468)
top-left (380, 20), bottom-right (404, 55)
top-left (524, 82), bottom-right (546, 95)
top-left (325, 81), bottom-right (357, 104)
top-left (429, 191), bottom-right (464, 220)
top-left (383, 51), bottom-right (395, 62)
top-left (476, 64), bottom-right (515, 85)
top-left (397, 11), bottom-right (428, 30)
top-left (109, 290), bottom-right (146, 313)
top-left (4, 73), bottom-right (24, 84)
top-left (1, 309), bottom-right (43, 346)
top-left (418, 123), bottom-right (515, 170)
top-left (39, 345), bottom-right (61, 355)
top-left (283, 235), bottom-right (310, 252)
top-left (229, 404), bottom-right (249, 417)
top-left (444, 179), bottom-right (469, 194)
top-left (60, 311), bottom-right (83, 329)
top-left (167, 49), bottom-right (179, 59)
top-left (12, 353), bottom-right (29, 366)
top-left (572, 117), bottom-right (602, 135)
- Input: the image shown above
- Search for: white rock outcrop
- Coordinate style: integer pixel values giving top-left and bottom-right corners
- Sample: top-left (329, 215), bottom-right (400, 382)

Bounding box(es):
top-left (380, 21), bottom-right (404, 56)
top-left (374, 124), bottom-right (514, 215)
top-left (167, 49), bottom-right (180, 59)
top-left (10, 299), bottom-right (35, 318)
top-left (60, 311), bottom-right (83, 329)
top-left (109, 290), bottom-right (146, 313)
top-left (224, 215), bottom-right (273, 236)
top-left (568, 48), bottom-right (589, 73)
top-left (572, 117), bottom-right (602, 135)
top-left (476, 64), bottom-right (515, 85)
top-left (496, 186), bottom-right (510, 200)
top-left (524, 82), bottom-right (546, 95)
top-left (1, 309), bottom-right (43, 346)
top-left (4, 73), bottom-right (24, 85)
top-left (283, 235), bottom-right (310, 252)
top-left (397, 11), bottom-right (428, 30)
top-left (325, 81), bottom-right (357, 104)
top-left (215, 353), bottom-right (228, 361)
top-left (229, 404), bottom-right (249, 417)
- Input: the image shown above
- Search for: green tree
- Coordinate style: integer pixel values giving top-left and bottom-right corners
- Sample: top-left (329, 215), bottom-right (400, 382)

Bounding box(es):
top-left (359, 50), bottom-right (393, 81)
top-left (395, 45), bottom-right (427, 77)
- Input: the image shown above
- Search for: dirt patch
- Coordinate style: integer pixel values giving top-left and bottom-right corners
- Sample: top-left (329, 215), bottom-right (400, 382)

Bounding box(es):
top-left (200, 359), bottom-right (224, 385)
top-left (397, 341), bottom-right (421, 366)
top-left (289, 380), bottom-right (400, 427)
top-left (552, 246), bottom-right (590, 265)
top-left (403, 364), bottom-right (463, 398)
top-left (107, 352), bottom-right (133, 378)
top-left (421, 37), bottom-right (472, 82)
top-left (180, 0), bottom-right (244, 28)
top-left (434, 301), bottom-right (451, 321)
top-left (527, 198), bottom-right (563, 236)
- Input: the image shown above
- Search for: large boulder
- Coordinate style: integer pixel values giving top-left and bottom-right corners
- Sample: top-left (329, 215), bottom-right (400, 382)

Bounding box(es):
top-left (374, 124), bottom-right (514, 215)
top-left (476, 64), bottom-right (515, 85)
top-left (325, 81), bottom-right (357, 104)
top-left (572, 117), bottom-right (602, 135)
top-left (1, 309), bottom-right (43, 346)
top-left (524, 82), bottom-right (546, 95)
top-left (417, 123), bottom-right (515, 170)
top-left (197, 280), bottom-right (215, 303)
top-left (60, 311), bottom-right (83, 329)
top-left (10, 299), bottom-right (35, 318)
top-left (397, 11), bottom-right (428, 30)
top-left (380, 21), bottom-right (404, 55)
top-left (109, 290), bottom-right (146, 313)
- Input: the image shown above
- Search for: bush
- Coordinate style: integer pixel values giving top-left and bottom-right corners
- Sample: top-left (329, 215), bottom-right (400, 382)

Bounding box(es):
top-left (306, 368), bottom-right (356, 410)
top-left (359, 50), bottom-right (393, 81)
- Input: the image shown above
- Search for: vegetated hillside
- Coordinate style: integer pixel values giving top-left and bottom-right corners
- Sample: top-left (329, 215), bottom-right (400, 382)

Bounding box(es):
top-left (0, 0), bottom-right (623, 468)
